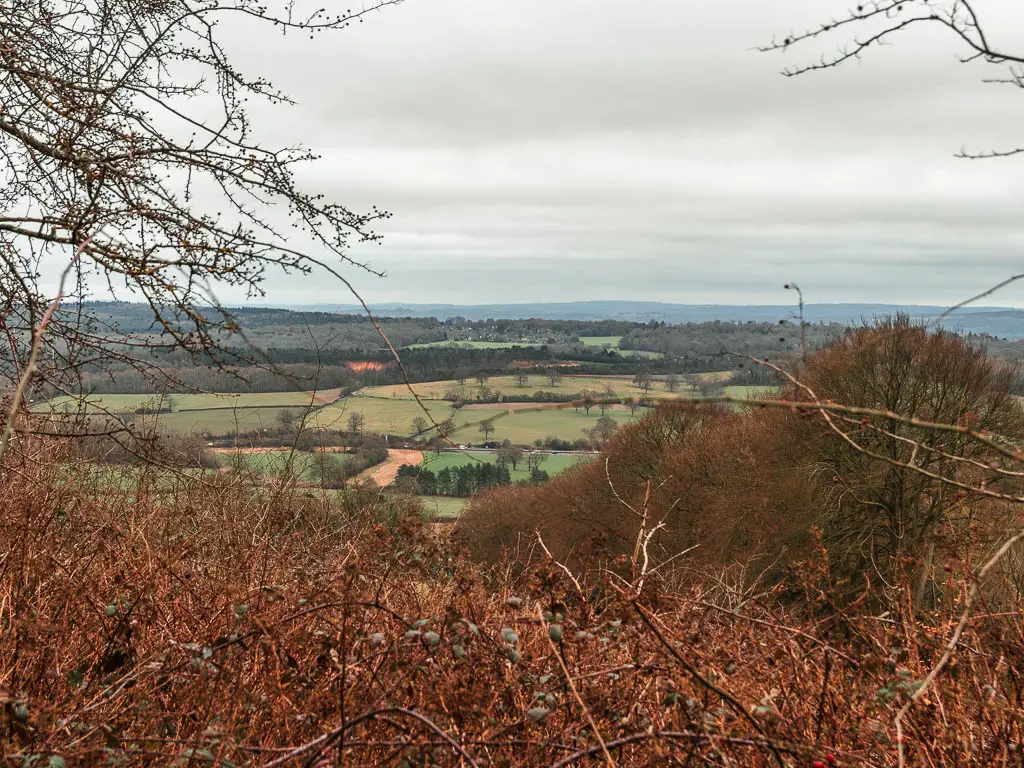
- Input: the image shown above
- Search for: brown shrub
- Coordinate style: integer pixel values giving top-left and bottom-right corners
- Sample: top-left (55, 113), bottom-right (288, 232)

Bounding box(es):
top-left (788, 316), bottom-right (1024, 595)
top-left (459, 318), bottom-right (1024, 600)
top-left (2, 439), bottom-right (1023, 765)
top-left (455, 401), bottom-right (726, 567)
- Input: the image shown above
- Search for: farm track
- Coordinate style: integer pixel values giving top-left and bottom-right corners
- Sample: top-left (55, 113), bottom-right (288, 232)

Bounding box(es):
top-left (359, 449), bottom-right (424, 487)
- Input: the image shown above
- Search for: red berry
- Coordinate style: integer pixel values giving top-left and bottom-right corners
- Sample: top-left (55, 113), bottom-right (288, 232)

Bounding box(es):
top-left (813, 762), bottom-right (826, 768)
top-left (826, 756), bottom-right (837, 765)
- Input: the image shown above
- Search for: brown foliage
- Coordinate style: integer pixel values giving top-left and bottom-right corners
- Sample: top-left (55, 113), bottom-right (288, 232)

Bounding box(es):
top-left (456, 401), bottom-right (726, 567)
top-left (459, 320), bottom-right (1024, 599)
top-left (2, 441), bottom-right (1024, 765)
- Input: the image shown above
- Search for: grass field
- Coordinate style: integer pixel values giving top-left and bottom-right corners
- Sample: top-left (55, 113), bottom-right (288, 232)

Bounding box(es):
top-left (216, 450), bottom-right (342, 482)
top-left (359, 374), bottom-right (699, 403)
top-left (38, 390), bottom-right (335, 437)
top-left (723, 385), bottom-right (779, 400)
top-left (576, 336), bottom-right (664, 359)
top-left (578, 335), bottom-right (622, 347)
top-left (64, 463), bottom-right (213, 492)
top-left (42, 390), bottom-right (333, 413)
top-left (134, 407), bottom-right (313, 436)
top-left (448, 406), bottom-right (639, 446)
top-left (420, 449), bottom-right (592, 481)
top-left (316, 395), bottom-right (453, 436)
top-left (418, 496), bottom-right (466, 519)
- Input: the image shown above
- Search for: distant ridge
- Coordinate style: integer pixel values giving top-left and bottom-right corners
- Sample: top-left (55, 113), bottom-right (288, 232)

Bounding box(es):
top-left (281, 301), bottom-right (1024, 338)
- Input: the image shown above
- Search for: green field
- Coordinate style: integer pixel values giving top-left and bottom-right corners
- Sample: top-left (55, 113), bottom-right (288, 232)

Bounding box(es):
top-left (577, 336), bottom-right (664, 358)
top-left (316, 395), bottom-right (454, 436)
top-left (421, 449), bottom-right (592, 480)
top-left (38, 390), bottom-right (338, 437)
top-left (360, 374), bottom-right (694, 403)
top-left (63, 463), bottom-right (213, 492)
top-left (42, 390), bottom-right (335, 412)
top-left (448, 406), bottom-right (639, 446)
top-left (578, 335), bottom-right (622, 347)
top-left (215, 450), bottom-right (344, 482)
top-left (722, 385), bottom-right (780, 400)
top-left (136, 407), bottom-right (314, 436)
top-left (418, 496), bottom-right (466, 519)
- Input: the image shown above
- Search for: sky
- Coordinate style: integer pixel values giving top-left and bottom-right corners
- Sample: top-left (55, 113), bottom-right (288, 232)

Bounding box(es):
top-left (218, 0), bottom-right (1024, 308)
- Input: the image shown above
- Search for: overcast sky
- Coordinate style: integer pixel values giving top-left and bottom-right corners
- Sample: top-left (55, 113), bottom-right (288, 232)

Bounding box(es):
top-left (220, 0), bottom-right (1024, 308)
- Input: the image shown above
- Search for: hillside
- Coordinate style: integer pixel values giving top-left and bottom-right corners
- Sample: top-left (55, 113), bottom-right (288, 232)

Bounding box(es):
top-left (294, 301), bottom-right (1024, 337)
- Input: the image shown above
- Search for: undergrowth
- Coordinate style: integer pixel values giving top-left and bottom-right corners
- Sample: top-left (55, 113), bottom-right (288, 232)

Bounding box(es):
top-left (0, 442), bottom-right (1022, 766)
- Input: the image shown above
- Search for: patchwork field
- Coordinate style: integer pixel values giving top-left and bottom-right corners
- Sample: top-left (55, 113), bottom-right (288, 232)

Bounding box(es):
top-left (36, 377), bottom-right (779, 442)
top-left (358, 374), bottom-right (717, 403)
top-left (42, 390), bottom-right (336, 412)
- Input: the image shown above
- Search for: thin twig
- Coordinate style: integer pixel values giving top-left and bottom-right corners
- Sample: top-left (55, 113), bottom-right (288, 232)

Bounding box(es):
top-left (894, 530), bottom-right (1024, 768)
top-left (631, 601), bottom-right (785, 767)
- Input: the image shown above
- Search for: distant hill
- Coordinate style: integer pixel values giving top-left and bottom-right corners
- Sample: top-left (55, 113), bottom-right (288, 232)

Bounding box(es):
top-left (286, 301), bottom-right (1024, 339)
top-left (74, 300), bottom-right (1024, 339)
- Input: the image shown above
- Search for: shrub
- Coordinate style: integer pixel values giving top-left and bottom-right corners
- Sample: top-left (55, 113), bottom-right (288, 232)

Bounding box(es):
top-left (459, 318), bottom-right (1024, 602)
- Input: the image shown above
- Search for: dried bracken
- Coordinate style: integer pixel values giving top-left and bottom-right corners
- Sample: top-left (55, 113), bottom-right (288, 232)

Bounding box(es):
top-left (1, 434), bottom-right (1022, 766)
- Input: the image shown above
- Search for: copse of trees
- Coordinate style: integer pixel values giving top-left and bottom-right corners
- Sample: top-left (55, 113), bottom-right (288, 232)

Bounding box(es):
top-left (397, 462), bottom-right (510, 497)
top-left (397, 459), bottom-right (550, 497)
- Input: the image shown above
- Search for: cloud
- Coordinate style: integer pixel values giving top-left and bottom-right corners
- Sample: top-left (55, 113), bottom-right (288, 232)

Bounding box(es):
top-left (211, 0), bottom-right (1024, 308)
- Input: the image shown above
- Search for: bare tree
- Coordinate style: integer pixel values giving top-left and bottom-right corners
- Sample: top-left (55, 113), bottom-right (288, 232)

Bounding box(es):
top-left (515, 372), bottom-right (529, 388)
top-left (0, 0), bottom-right (401, 431)
top-left (664, 373), bottom-right (679, 393)
top-left (632, 373), bottom-right (652, 394)
top-left (432, 418), bottom-right (454, 455)
top-left (410, 416), bottom-right (429, 436)
top-left (276, 409), bottom-right (296, 431)
top-left (347, 412), bottom-right (365, 435)
top-left (525, 451), bottom-right (547, 473)
top-left (547, 370), bottom-right (564, 387)
top-left (593, 415), bottom-right (618, 443)
top-left (579, 389), bottom-right (598, 416)
top-left (766, 1), bottom-right (1024, 158)
top-left (497, 443), bottom-right (524, 471)
top-left (477, 420), bottom-right (496, 443)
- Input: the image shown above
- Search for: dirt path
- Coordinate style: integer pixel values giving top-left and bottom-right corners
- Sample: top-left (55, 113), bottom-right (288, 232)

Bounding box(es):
top-left (361, 448), bottom-right (424, 487)
top-left (311, 387), bottom-right (344, 404)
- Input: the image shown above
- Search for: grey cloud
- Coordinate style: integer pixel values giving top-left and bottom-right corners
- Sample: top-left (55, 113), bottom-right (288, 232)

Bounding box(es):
top-left (207, 0), bottom-right (1024, 308)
